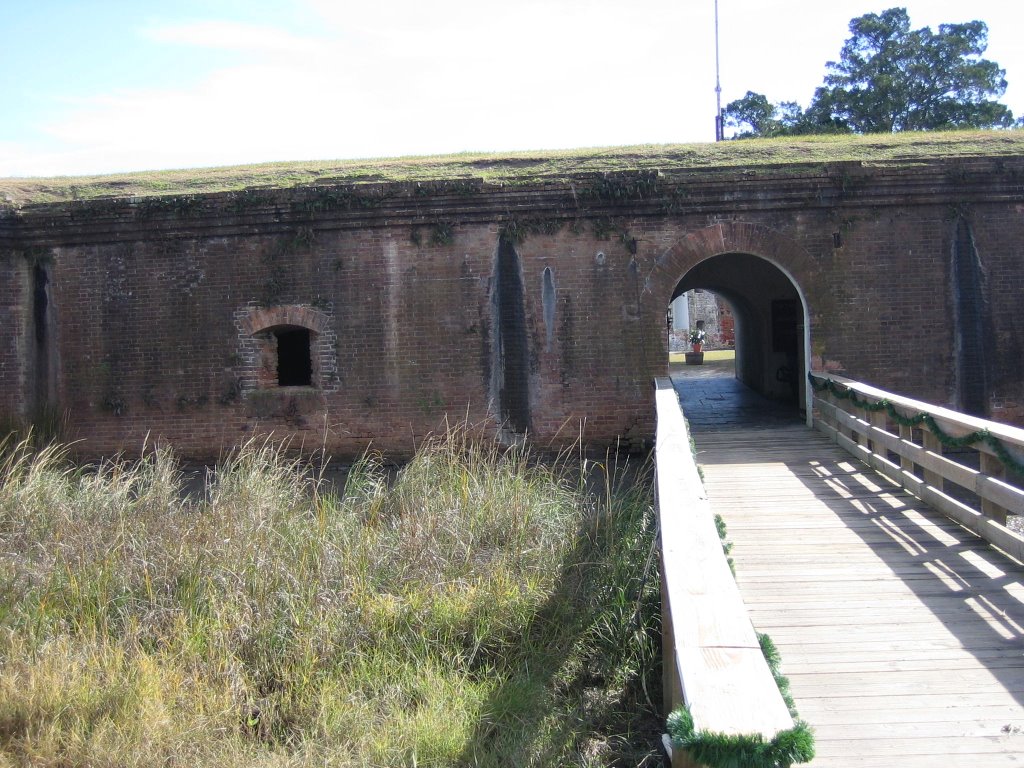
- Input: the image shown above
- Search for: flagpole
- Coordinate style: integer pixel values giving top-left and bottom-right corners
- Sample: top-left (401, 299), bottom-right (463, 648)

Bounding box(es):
top-left (714, 0), bottom-right (723, 141)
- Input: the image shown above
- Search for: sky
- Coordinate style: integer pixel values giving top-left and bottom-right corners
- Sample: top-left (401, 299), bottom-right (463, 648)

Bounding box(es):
top-left (2, 0), bottom-right (1023, 178)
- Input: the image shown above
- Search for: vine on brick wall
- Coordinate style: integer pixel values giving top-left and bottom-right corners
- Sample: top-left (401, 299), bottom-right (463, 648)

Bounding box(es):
top-left (578, 172), bottom-right (662, 203)
top-left (136, 195), bottom-right (202, 219)
top-left (410, 220), bottom-right (460, 246)
top-left (429, 221), bottom-right (455, 246)
top-left (296, 187), bottom-right (388, 215)
top-left (500, 217), bottom-right (564, 244)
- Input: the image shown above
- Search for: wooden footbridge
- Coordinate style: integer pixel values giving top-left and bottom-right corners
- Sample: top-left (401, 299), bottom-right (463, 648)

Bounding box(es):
top-left (656, 372), bottom-right (1024, 767)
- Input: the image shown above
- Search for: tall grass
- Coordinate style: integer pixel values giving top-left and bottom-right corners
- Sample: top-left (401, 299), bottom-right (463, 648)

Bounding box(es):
top-left (0, 428), bottom-right (660, 767)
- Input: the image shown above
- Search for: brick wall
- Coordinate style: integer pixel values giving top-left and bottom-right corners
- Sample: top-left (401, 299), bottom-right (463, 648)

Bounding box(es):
top-left (2, 157), bottom-right (1022, 459)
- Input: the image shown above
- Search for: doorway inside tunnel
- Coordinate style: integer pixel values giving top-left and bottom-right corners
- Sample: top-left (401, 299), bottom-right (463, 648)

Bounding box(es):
top-left (668, 289), bottom-right (736, 373)
top-left (667, 252), bottom-right (809, 429)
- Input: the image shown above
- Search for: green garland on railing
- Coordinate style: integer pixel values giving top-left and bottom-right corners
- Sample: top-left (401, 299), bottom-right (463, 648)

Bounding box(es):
top-left (759, 633), bottom-right (797, 719)
top-left (809, 374), bottom-right (1024, 478)
top-left (666, 632), bottom-right (815, 768)
top-left (667, 709), bottom-right (814, 768)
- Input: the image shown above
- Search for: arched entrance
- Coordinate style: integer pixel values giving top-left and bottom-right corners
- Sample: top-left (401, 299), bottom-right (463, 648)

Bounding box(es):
top-left (649, 222), bottom-right (817, 425)
top-left (672, 253), bottom-right (806, 412)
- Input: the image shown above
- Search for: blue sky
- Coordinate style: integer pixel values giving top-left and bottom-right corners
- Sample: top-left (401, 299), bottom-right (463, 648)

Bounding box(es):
top-left (3, 0), bottom-right (1023, 177)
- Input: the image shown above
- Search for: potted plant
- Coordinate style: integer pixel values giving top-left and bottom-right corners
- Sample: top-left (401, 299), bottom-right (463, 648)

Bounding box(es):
top-left (689, 328), bottom-right (707, 353)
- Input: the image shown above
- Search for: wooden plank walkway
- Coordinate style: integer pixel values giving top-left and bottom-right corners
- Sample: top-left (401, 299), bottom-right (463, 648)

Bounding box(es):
top-left (695, 424), bottom-right (1024, 767)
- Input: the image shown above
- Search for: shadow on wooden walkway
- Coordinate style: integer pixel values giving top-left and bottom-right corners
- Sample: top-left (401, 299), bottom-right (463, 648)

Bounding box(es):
top-left (696, 424), bottom-right (1024, 766)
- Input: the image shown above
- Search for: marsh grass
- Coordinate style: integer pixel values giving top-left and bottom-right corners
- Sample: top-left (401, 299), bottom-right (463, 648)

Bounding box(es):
top-left (0, 428), bottom-right (660, 767)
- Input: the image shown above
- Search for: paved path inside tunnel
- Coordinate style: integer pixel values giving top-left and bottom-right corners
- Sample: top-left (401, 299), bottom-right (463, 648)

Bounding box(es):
top-left (668, 354), bottom-right (803, 432)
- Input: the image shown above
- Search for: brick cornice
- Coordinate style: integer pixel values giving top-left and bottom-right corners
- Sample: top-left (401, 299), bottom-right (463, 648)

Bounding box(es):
top-left (5, 155), bottom-right (1024, 248)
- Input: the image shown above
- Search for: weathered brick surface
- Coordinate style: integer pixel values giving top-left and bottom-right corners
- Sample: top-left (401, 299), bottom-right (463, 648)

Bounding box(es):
top-left (0, 254), bottom-right (29, 423)
top-left (1, 157), bottom-right (1022, 459)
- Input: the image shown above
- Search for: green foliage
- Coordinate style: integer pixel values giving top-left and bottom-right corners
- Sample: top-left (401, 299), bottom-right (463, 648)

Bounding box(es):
top-left (714, 513), bottom-right (734, 574)
top-left (726, 7), bottom-right (1016, 138)
top-left (759, 633), bottom-right (798, 719)
top-left (666, 632), bottom-right (814, 767)
top-left (590, 217), bottom-right (618, 241)
top-left (819, 8), bottom-right (1013, 132)
top-left (297, 186), bottom-right (387, 215)
top-left (500, 217), bottom-right (564, 244)
top-left (724, 92), bottom-right (809, 139)
top-left (0, 429), bottom-right (661, 766)
top-left (429, 220), bottom-right (455, 246)
top-left (229, 188), bottom-right (275, 212)
top-left (579, 173), bottom-right (661, 203)
top-left (408, 218), bottom-right (456, 246)
top-left (667, 708), bottom-right (815, 768)
top-left (135, 194), bottom-right (202, 218)
top-left (809, 374), bottom-right (1024, 476)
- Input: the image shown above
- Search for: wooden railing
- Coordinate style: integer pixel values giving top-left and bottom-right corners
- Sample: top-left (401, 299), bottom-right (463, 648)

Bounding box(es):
top-left (654, 378), bottom-right (794, 767)
top-left (811, 373), bottom-right (1024, 563)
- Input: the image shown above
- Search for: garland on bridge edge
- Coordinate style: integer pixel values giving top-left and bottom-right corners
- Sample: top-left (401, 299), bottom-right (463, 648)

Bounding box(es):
top-left (666, 633), bottom-right (815, 768)
top-left (808, 374), bottom-right (1024, 478)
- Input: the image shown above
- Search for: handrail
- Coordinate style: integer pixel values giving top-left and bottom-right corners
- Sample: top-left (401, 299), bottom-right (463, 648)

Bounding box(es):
top-left (654, 378), bottom-right (794, 766)
top-left (810, 373), bottom-right (1024, 563)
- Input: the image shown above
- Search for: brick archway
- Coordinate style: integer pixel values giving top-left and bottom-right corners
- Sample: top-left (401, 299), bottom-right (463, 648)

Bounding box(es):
top-left (646, 221), bottom-right (820, 313)
top-left (235, 303), bottom-right (339, 394)
top-left (647, 222), bottom-right (820, 421)
top-left (238, 304), bottom-right (331, 336)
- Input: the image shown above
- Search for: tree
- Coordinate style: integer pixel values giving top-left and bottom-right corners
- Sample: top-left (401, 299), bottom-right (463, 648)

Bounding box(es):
top-left (724, 7), bottom-right (1015, 138)
top-left (723, 92), bottom-right (806, 138)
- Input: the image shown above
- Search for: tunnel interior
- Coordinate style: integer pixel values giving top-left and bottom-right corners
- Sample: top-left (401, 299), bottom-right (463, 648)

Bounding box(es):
top-left (671, 252), bottom-right (807, 411)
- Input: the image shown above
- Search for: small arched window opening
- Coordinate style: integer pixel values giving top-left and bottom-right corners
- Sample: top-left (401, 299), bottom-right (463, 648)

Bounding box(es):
top-left (274, 326), bottom-right (312, 386)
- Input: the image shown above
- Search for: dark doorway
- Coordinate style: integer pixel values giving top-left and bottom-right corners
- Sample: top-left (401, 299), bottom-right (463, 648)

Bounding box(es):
top-left (771, 299), bottom-right (801, 405)
top-left (275, 327), bottom-right (313, 386)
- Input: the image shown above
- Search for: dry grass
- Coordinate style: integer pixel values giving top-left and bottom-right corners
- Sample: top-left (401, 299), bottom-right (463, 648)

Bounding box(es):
top-left (2, 129), bottom-right (1022, 205)
top-left (0, 429), bottom-right (661, 767)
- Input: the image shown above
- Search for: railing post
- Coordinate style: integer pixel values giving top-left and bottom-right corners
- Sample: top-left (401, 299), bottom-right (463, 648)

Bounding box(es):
top-left (899, 424), bottom-right (916, 474)
top-left (981, 452), bottom-right (1009, 525)
top-left (811, 377), bottom-right (831, 431)
top-left (854, 401), bottom-right (870, 447)
top-left (868, 409), bottom-right (887, 455)
top-left (825, 386), bottom-right (840, 435)
top-left (922, 430), bottom-right (944, 492)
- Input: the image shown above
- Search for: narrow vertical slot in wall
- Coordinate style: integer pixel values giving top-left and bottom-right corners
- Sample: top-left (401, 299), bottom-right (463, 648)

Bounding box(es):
top-left (493, 236), bottom-right (530, 433)
top-left (32, 262), bottom-right (51, 414)
top-left (542, 267), bottom-right (556, 352)
top-left (951, 217), bottom-right (990, 416)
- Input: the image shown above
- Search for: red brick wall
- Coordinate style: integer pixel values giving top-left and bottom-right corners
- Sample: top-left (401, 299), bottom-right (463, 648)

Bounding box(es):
top-left (0, 253), bottom-right (30, 424)
top-left (44, 226), bottom-right (505, 458)
top-left (2, 157), bottom-right (1022, 459)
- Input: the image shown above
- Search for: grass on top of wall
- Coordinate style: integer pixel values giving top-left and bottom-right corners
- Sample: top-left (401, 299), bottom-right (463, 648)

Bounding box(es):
top-left (3, 129), bottom-right (1023, 205)
top-left (0, 427), bottom-right (661, 767)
